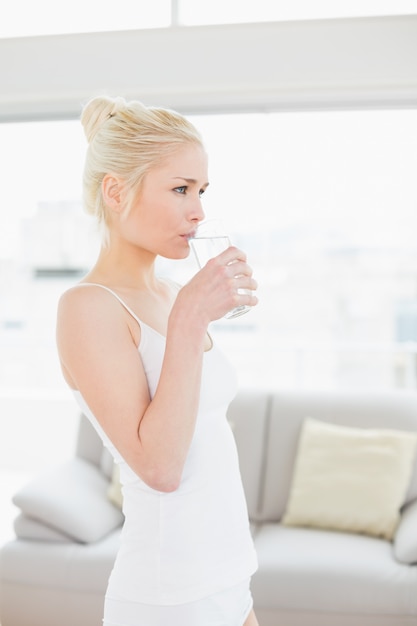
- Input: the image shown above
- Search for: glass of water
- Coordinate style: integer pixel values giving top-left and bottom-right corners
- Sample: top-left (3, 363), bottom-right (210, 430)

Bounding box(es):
top-left (189, 219), bottom-right (252, 319)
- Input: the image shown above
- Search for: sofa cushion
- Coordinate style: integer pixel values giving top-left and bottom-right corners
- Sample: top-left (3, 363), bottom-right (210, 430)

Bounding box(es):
top-left (226, 391), bottom-right (271, 520)
top-left (282, 418), bottom-right (417, 540)
top-left (394, 498), bottom-right (417, 564)
top-left (12, 458), bottom-right (124, 543)
top-left (252, 523), bottom-right (417, 616)
top-left (259, 391), bottom-right (417, 523)
top-left (101, 447), bottom-right (115, 479)
top-left (0, 529), bottom-right (121, 592)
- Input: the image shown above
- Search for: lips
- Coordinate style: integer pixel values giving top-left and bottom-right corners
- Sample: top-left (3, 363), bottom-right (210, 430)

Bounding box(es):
top-left (181, 230), bottom-right (196, 241)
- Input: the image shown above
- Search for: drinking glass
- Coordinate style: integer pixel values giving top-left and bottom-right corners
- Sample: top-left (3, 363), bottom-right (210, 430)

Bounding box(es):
top-left (189, 219), bottom-right (252, 319)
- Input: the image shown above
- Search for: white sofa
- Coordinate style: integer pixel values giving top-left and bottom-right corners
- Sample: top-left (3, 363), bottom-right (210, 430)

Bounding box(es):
top-left (1, 389), bottom-right (417, 626)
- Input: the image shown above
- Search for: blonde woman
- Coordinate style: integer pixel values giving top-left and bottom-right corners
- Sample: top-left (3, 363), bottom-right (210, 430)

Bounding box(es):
top-left (56, 95), bottom-right (259, 626)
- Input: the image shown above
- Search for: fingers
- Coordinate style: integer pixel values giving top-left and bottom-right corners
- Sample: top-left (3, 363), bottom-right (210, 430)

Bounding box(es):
top-left (225, 260), bottom-right (255, 282)
top-left (234, 274), bottom-right (258, 293)
top-left (189, 244), bottom-right (258, 320)
top-left (209, 246), bottom-right (254, 279)
top-left (207, 246), bottom-right (257, 296)
top-left (216, 245), bottom-right (247, 266)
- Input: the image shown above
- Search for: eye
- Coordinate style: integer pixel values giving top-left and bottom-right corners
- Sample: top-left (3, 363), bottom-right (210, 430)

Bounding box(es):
top-left (199, 188), bottom-right (206, 197)
top-left (174, 186), bottom-right (187, 194)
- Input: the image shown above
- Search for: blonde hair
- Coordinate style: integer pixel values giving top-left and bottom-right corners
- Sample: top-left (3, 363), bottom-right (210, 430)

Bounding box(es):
top-left (81, 95), bottom-right (203, 242)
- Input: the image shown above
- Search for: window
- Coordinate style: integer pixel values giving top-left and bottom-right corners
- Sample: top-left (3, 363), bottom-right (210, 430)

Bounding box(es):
top-left (186, 109), bottom-right (417, 391)
top-left (1, 109), bottom-right (416, 395)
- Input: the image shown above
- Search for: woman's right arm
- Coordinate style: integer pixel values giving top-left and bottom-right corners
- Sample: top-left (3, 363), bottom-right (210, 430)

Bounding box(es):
top-left (56, 247), bottom-right (257, 492)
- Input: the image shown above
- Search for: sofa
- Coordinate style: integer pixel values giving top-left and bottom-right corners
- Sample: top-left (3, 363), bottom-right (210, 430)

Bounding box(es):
top-left (1, 389), bottom-right (417, 626)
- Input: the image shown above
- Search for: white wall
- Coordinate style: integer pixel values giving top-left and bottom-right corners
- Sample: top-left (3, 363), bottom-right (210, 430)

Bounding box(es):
top-left (1, 14), bottom-right (417, 121)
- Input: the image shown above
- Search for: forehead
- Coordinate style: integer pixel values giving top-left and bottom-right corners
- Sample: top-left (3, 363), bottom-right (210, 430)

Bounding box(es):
top-left (155, 143), bottom-right (208, 176)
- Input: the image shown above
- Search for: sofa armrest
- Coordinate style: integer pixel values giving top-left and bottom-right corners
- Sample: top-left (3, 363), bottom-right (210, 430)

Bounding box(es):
top-left (12, 457), bottom-right (124, 543)
top-left (393, 498), bottom-right (417, 564)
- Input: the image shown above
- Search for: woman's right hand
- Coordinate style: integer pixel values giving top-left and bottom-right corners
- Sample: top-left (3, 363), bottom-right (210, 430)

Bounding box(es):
top-left (176, 245), bottom-right (258, 324)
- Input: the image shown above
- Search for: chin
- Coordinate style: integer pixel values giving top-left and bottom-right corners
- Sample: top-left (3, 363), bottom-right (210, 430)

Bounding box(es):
top-left (160, 249), bottom-right (190, 261)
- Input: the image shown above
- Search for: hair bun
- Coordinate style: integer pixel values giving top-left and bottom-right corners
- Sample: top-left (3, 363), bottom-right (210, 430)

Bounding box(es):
top-left (81, 95), bottom-right (127, 143)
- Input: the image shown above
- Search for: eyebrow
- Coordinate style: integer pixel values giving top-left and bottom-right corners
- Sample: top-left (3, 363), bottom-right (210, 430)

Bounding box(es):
top-left (172, 177), bottom-right (209, 187)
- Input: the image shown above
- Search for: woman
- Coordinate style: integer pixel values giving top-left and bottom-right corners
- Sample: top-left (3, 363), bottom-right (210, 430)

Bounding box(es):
top-left (56, 95), bottom-right (259, 626)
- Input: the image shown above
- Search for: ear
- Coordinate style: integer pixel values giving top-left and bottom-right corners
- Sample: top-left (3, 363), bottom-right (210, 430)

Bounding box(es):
top-left (102, 174), bottom-right (123, 213)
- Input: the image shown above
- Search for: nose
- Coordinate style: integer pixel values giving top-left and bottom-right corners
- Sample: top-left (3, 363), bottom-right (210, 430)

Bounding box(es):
top-left (190, 198), bottom-right (205, 223)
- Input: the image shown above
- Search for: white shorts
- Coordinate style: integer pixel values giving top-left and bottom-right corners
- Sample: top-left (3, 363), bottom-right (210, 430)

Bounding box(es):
top-left (102, 578), bottom-right (253, 626)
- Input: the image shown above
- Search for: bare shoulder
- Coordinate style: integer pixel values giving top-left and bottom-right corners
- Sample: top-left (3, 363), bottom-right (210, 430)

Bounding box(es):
top-left (57, 283), bottom-right (145, 395)
top-left (58, 283), bottom-right (110, 312)
top-left (58, 284), bottom-right (113, 325)
top-left (57, 283), bottom-right (139, 344)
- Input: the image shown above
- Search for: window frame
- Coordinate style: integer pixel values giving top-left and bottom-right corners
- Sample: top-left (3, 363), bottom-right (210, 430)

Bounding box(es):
top-left (0, 15), bottom-right (416, 123)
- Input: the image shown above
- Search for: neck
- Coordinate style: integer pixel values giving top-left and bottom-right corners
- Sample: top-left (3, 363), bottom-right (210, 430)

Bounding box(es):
top-left (84, 240), bottom-right (159, 292)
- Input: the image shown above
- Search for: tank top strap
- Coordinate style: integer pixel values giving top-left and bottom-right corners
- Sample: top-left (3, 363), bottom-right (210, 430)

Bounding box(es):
top-left (80, 282), bottom-right (142, 326)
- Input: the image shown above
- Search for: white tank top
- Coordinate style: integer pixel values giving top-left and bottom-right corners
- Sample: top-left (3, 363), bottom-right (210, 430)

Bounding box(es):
top-left (72, 284), bottom-right (258, 605)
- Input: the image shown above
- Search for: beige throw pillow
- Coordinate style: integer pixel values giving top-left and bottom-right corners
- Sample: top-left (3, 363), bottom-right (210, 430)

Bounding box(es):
top-left (282, 418), bottom-right (417, 540)
top-left (107, 463), bottom-right (123, 510)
